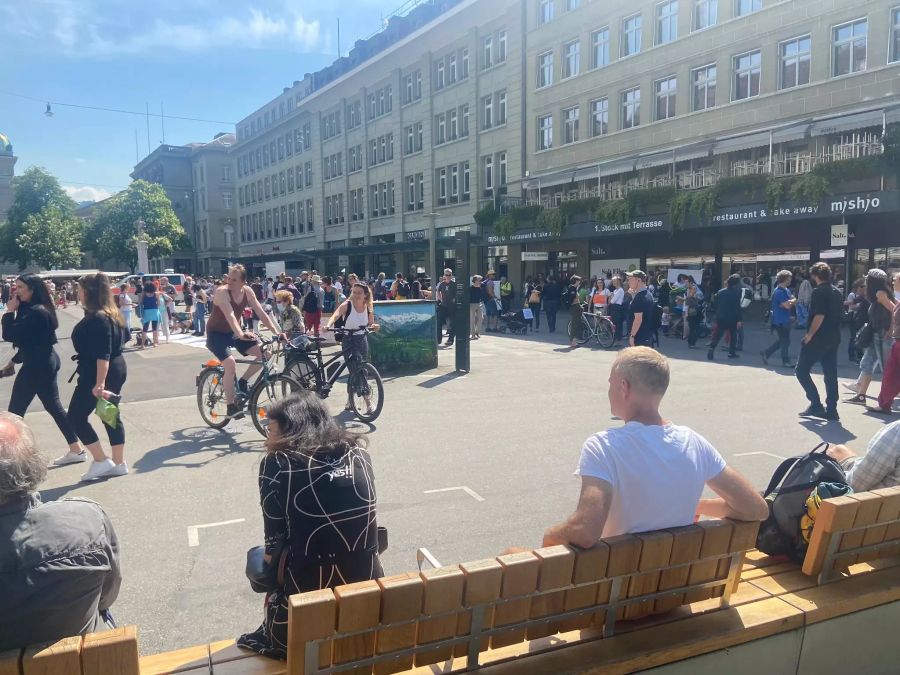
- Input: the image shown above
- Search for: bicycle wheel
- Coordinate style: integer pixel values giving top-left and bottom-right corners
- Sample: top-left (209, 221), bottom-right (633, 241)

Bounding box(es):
top-left (575, 317), bottom-right (592, 345)
top-left (596, 318), bottom-right (616, 349)
top-left (196, 368), bottom-right (229, 429)
top-left (249, 374), bottom-right (303, 436)
top-left (286, 357), bottom-right (317, 389)
top-left (348, 362), bottom-right (384, 423)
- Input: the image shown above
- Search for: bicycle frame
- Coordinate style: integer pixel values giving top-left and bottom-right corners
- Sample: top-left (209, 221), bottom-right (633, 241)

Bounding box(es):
top-left (286, 342), bottom-right (355, 395)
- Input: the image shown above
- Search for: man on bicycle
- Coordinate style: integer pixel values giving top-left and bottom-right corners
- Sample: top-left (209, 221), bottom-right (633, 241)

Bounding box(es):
top-left (205, 264), bottom-right (284, 419)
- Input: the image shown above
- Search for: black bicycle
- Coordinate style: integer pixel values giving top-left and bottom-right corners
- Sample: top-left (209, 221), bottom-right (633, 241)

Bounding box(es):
top-left (283, 327), bottom-right (384, 423)
top-left (196, 335), bottom-right (302, 436)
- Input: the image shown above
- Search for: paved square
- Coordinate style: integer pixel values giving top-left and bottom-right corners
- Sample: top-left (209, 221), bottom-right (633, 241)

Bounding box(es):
top-left (7, 309), bottom-right (889, 656)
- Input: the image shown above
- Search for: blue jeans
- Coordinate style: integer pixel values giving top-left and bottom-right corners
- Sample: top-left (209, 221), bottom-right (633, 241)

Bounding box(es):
top-left (194, 302), bottom-right (206, 335)
top-left (796, 302), bottom-right (809, 328)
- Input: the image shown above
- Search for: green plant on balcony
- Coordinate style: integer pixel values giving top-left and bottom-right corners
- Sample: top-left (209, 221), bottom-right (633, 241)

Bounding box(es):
top-left (494, 214), bottom-right (517, 239)
top-left (788, 173), bottom-right (829, 205)
top-left (811, 155), bottom-right (883, 184)
top-left (558, 196), bottom-right (601, 222)
top-left (509, 204), bottom-right (542, 224)
top-left (713, 173), bottom-right (770, 201)
top-left (626, 186), bottom-right (676, 214)
top-left (882, 123), bottom-right (900, 172)
top-left (765, 178), bottom-right (787, 211)
top-left (473, 204), bottom-right (499, 229)
top-left (595, 199), bottom-right (631, 226)
top-left (537, 207), bottom-right (565, 236)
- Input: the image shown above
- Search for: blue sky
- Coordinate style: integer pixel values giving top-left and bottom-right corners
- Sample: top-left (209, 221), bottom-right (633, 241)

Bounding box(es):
top-left (0, 0), bottom-right (398, 203)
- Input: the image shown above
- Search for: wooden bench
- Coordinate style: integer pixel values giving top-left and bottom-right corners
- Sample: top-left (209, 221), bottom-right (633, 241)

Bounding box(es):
top-left (0, 626), bottom-right (139, 675)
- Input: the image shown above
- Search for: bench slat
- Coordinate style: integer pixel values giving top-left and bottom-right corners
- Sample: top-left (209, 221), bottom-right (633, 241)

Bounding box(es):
top-left (654, 525), bottom-right (704, 613)
top-left (801, 495), bottom-right (859, 577)
top-left (860, 487), bottom-right (900, 563)
top-left (685, 520), bottom-right (733, 603)
top-left (878, 487), bottom-right (900, 559)
top-left (839, 492), bottom-right (884, 567)
top-left (82, 627), bottom-right (139, 675)
top-left (559, 541), bottom-right (610, 633)
top-left (491, 552), bottom-right (540, 649)
top-left (140, 643), bottom-right (210, 674)
top-left (0, 650), bottom-right (22, 675)
top-left (373, 573), bottom-right (423, 675)
top-left (526, 546), bottom-right (575, 640)
top-left (333, 580), bottom-right (382, 675)
top-left (604, 534), bottom-right (644, 623)
top-left (455, 559), bottom-right (503, 656)
top-left (413, 566), bottom-right (464, 667)
top-left (286, 589), bottom-right (335, 675)
top-left (22, 636), bottom-right (81, 675)
top-left (624, 530), bottom-right (674, 620)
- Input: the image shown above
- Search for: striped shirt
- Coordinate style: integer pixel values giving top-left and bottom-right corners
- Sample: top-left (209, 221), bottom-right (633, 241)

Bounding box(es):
top-left (846, 420), bottom-right (900, 491)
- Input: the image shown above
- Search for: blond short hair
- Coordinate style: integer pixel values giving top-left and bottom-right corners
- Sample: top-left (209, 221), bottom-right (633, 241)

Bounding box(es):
top-left (275, 290), bottom-right (294, 304)
top-left (229, 264), bottom-right (247, 282)
top-left (613, 347), bottom-right (670, 397)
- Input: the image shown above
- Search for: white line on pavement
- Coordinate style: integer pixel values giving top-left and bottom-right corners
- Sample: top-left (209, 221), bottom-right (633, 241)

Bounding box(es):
top-left (735, 451), bottom-right (787, 460)
top-left (187, 518), bottom-right (246, 547)
top-left (423, 486), bottom-right (485, 502)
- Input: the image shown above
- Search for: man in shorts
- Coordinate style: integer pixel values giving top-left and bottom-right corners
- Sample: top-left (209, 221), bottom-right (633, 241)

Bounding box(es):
top-left (205, 265), bottom-right (284, 419)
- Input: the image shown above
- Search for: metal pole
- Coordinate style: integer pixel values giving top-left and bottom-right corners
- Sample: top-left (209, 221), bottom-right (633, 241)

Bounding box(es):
top-left (160, 102), bottom-right (166, 144)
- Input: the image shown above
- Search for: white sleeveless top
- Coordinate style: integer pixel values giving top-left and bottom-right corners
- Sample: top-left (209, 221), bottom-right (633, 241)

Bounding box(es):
top-left (344, 302), bottom-right (369, 330)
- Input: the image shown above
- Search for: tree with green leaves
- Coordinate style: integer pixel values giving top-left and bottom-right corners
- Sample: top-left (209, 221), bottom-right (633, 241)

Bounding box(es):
top-left (16, 206), bottom-right (85, 270)
top-left (88, 180), bottom-right (189, 271)
top-left (0, 166), bottom-right (77, 268)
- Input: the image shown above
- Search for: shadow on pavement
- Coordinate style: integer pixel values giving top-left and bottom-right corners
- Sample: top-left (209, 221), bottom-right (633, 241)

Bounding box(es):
top-left (798, 419), bottom-right (858, 444)
top-left (416, 372), bottom-right (466, 389)
top-left (133, 426), bottom-right (262, 474)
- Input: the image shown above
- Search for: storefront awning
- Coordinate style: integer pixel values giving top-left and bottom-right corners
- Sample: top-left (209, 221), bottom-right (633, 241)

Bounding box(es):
top-left (808, 109), bottom-right (883, 137)
top-left (598, 157), bottom-right (636, 177)
top-left (712, 131), bottom-right (772, 155)
top-left (771, 119), bottom-right (812, 144)
top-left (634, 150), bottom-right (675, 171)
top-left (676, 142), bottom-right (715, 161)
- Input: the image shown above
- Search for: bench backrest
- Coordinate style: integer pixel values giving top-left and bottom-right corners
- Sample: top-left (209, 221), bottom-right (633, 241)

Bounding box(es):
top-left (802, 486), bottom-right (900, 583)
top-left (284, 519), bottom-right (759, 675)
top-left (0, 627), bottom-right (139, 675)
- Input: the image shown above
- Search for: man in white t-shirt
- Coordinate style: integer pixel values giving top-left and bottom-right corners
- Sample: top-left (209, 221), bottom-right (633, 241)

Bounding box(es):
top-left (543, 347), bottom-right (767, 546)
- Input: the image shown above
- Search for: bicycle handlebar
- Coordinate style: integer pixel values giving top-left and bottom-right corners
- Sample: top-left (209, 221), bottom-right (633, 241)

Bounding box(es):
top-left (328, 326), bottom-right (375, 335)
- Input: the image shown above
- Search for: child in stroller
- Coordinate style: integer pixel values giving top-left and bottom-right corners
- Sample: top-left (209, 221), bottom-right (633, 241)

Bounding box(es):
top-left (499, 310), bottom-right (530, 334)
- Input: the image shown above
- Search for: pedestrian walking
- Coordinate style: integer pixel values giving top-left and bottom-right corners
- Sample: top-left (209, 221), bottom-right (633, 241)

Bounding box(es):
top-left (1, 274), bottom-right (84, 463)
top-left (67, 273), bottom-right (129, 481)
top-left (565, 276), bottom-right (583, 348)
top-left (845, 279), bottom-right (866, 362)
top-left (625, 271), bottom-right (656, 348)
top-left (139, 281), bottom-right (161, 349)
top-left (708, 275), bottom-right (743, 360)
top-left (526, 277), bottom-right (543, 332)
top-left (761, 270), bottom-right (797, 367)
top-left (796, 262), bottom-right (843, 421)
top-left (796, 272), bottom-right (813, 329)
top-left (844, 269), bottom-right (896, 405)
top-left (191, 284), bottom-right (208, 336)
top-left (116, 284), bottom-right (134, 335)
top-left (436, 269), bottom-right (456, 346)
top-left (609, 276), bottom-right (626, 343)
top-left (469, 275), bottom-right (484, 340)
top-left (302, 275), bottom-right (325, 336)
top-left (542, 276), bottom-right (561, 333)
top-left (684, 283), bottom-right (702, 348)
top-left (870, 273), bottom-right (900, 414)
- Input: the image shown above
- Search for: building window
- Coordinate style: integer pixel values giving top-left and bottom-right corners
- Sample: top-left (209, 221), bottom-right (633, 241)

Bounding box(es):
top-left (563, 106), bottom-right (580, 144)
top-left (734, 0), bottom-right (761, 17)
top-left (832, 18), bottom-right (867, 76)
top-left (498, 30), bottom-right (507, 62)
top-left (407, 176), bottom-right (416, 211)
top-left (449, 54), bottom-right (457, 83)
top-left (537, 51), bottom-right (554, 88)
top-left (221, 166), bottom-right (231, 182)
top-left (462, 162), bottom-right (470, 199)
top-left (591, 27), bottom-right (610, 69)
top-left (483, 155), bottom-right (494, 194)
top-left (656, 0), bottom-right (678, 45)
top-left (539, 0), bottom-right (554, 25)
top-left (621, 14), bottom-right (642, 57)
top-left (498, 91), bottom-right (507, 124)
top-left (450, 165), bottom-right (459, 201)
top-left (438, 168), bottom-right (447, 205)
top-left (482, 95), bottom-right (494, 130)
top-left (222, 192), bottom-right (232, 209)
top-left (483, 35), bottom-right (493, 69)
top-left (693, 0), bottom-right (716, 30)
top-left (655, 76), bottom-right (677, 120)
top-left (462, 49), bottom-right (469, 78)
top-left (621, 87), bottom-right (641, 129)
top-left (692, 63), bottom-right (716, 110)
top-left (306, 200), bottom-right (314, 231)
top-left (779, 35), bottom-right (811, 89)
top-left (437, 114), bottom-right (446, 144)
top-left (499, 152), bottom-right (507, 186)
top-left (892, 8), bottom-right (900, 63)
top-left (538, 114), bottom-right (553, 150)
top-left (733, 50), bottom-right (761, 100)
top-left (590, 98), bottom-right (608, 136)
top-left (436, 60), bottom-right (445, 89)
top-left (563, 40), bottom-right (580, 79)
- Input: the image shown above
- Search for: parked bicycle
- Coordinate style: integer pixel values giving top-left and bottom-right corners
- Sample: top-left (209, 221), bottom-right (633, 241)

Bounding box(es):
top-left (283, 326), bottom-right (384, 423)
top-left (196, 335), bottom-right (302, 436)
top-left (568, 305), bottom-right (616, 348)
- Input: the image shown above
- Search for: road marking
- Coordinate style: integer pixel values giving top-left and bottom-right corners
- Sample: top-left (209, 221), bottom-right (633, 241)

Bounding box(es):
top-left (187, 518), bottom-right (246, 547)
top-left (735, 451), bottom-right (787, 460)
top-left (424, 486), bottom-right (485, 502)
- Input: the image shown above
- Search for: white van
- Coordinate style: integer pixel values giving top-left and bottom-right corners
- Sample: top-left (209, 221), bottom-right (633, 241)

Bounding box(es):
top-left (114, 273), bottom-right (187, 304)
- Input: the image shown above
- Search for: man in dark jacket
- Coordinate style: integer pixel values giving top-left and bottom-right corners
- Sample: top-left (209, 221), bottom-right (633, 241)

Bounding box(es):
top-left (708, 274), bottom-right (743, 360)
top-left (0, 412), bottom-right (121, 650)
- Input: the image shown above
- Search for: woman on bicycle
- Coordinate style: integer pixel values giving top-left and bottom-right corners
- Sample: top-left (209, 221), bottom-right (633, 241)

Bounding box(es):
top-left (326, 283), bottom-right (379, 412)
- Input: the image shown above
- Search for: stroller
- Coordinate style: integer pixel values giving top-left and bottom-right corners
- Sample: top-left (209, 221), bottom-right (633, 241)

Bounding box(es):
top-left (499, 310), bottom-right (529, 334)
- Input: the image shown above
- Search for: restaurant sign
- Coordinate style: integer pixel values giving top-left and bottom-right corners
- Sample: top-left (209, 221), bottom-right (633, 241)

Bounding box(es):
top-left (485, 216), bottom-right (670, 244)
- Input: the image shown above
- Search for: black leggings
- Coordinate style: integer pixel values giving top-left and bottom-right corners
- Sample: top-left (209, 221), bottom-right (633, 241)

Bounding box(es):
top-left (8, 350), bottom-right (79, 445)
top-left (67, 356), bottom-right (127, 447)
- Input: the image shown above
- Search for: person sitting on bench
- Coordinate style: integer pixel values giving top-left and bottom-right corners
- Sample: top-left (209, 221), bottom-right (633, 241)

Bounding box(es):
top-left (543, 347), bottom-right (767, 547)
top-left (0, 412), bottom-right (121, 651)
top-left (826, 420), bottom-right (900, 491)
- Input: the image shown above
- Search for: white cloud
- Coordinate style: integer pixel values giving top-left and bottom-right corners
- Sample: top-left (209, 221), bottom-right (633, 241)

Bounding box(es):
top-left (6, 2), bottom-right (322, 57)
top-left (64, 185), bottom-right (112, 203)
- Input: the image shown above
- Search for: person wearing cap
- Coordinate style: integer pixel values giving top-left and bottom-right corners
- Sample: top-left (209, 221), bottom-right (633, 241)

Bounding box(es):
top-left (469, 275), bottom-right (485, 340)
top-left (437, 269), bottom-right (457, 346)
top-left (301, 275), bottom-right (325, 337)
top-left (708, 274), bottom-right (743, 361)
top-left (625, 271), bottom-right (656, 348)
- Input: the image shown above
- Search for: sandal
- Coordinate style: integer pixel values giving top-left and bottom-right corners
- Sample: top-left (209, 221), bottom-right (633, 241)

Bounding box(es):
top-left (866, 406), bottom-right (894, 415)
top-left (844, 394), bottom-right (866, 405)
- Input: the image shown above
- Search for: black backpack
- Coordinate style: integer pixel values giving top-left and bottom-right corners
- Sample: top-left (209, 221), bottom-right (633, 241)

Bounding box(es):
top-left (398, 280), bottom-right (411, 298)
top-left (302, 289), bottom-right (319, 313)
top-left (755, 442), bottom-right (852, 562)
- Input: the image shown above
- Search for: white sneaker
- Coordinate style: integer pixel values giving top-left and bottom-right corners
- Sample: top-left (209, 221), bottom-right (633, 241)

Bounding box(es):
top-left (105, 462), bottom-right (129, 478)
top-left (80, 458), bottom-right (116, 482)
top-left (53, 451), bottom-right (87, 466)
